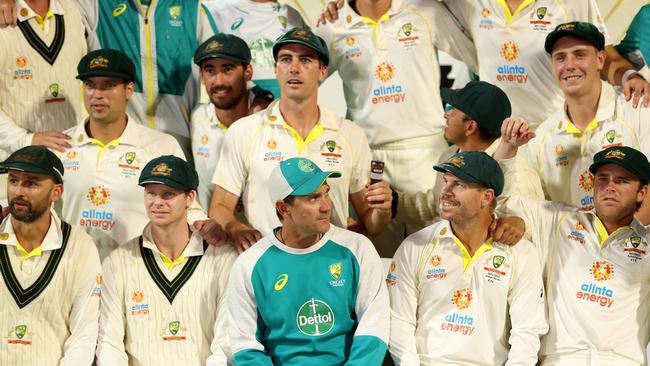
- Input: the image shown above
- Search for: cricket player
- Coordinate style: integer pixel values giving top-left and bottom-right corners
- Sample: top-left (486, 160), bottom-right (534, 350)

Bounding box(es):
top-left (496, 117), bottom-right (650, 364)
top-left (526, 22), bottom-right (650, 221)
top-left (205, 0), bottom-right (306, 97)
top-left (395, 81), bottom-right (544, 228)
top-left (97, 155), bottom-right (237, 365)
top-left (0, 145), bottom-right (101, 365)
top-left (209, 27), bottom-right (393, 252)
top-left (388, 151), bottom-right (547, 365)
top-left (57, 48), bottom-right (221, 259)
top-left (191, 33), bottom-right (272, 208)
top-left (227, 156), bottom-right (389, 365)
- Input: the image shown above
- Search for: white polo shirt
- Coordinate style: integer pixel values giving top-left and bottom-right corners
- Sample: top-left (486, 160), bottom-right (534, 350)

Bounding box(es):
top-left (527, 81), bottom-right (650, 210)
top-left (315, 0), bottom-right (477, 147)
top-left (213, 99), bottom-right (371, 235)
top-left (204, 0), bottom-right (305, 98)
top-left (57, 119), bottom-right (186, 259)
top-left (498, 186), bottom-right (650, 365)
top-left (387, 220), bottom-right (547, 365)
top-left (445, 0), bottom-right (608, 127)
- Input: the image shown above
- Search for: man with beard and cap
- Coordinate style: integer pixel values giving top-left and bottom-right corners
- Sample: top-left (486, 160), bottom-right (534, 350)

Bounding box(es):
top-left (191, 33), bottom-right (272, 208)
top-left (0, 145), bottom-right (101, 365)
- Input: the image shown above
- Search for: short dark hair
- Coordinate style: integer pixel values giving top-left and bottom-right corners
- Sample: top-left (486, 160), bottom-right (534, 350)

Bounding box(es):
top-left (275, 195), bottom-right (296, 221)
top-left (477, 124), bottom-right (502, 141)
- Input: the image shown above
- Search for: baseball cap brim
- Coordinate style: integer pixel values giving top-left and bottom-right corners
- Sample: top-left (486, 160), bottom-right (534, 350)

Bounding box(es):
top-left (76, 71), bottom-right (134, 82)
top-left (273, 39), bottom-right (329, 66)
top-left (195, 53), bottom-right (249, 66)
top-left (440, 88), bottom-right (470, 117)
top-left (291, 171), bottom-right (341, 196)
top-left (0, 162), bottom-right (63, 183)
top-left (589, 160), bottom-right (649, 185)
top-left (139, 177), bottom-right (194, 191)
top-left (433, 162), bottom-right (484, 187)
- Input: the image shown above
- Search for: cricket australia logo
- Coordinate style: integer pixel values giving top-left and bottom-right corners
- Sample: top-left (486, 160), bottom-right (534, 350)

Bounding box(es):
top-left (329, 263), bottom-right (345, 287)
top-left (296, 299), bottom-right (335, 336)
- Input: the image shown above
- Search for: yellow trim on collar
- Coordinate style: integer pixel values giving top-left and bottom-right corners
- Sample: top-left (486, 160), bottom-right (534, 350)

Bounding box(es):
top-left (452, 236), bottom-right (494, 271)
top-left (359, 13), bottom-right (390, 43)
top-left (496, 0), bottom-right (535, 24)
top-left (283, 122), bottom-right (324, 153)
top-left (159, 252), bottom-right (186, 270)
top-left (16, 242), bottom-right (42, 269)
top-left (565, 117), bottom-right (598, 136)
top-left (34, 9), bottom-right (54, 30)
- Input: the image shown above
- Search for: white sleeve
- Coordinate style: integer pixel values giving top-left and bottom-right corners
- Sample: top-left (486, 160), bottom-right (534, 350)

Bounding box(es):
top-left (387, 238), bottom-right (421, 365)
top-left (95, 256), bottom-right (129, 366)
top-left (572, 0), bottom-right (610, 43)
top-left (504, 243), bottom-right (548, 366)
top-left (206, 249), bottom-right (238, 366)
top-left (349, 125), bottom-right (371, 194)
top-left (0, 108), bottom-right (34, 152)
top-left (59, 240), bottom-right (102, 366)
top-left (212, 124), bottom-right (248, 196)
top-left (424, 0), bottom-right (478, 73)
top-left (198, 2), bottom-right (218, 43)
top-left (226, 256), bottom-right (274, 364)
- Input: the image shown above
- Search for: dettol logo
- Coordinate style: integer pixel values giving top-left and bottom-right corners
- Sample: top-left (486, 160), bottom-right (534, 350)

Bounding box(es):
top-left (296, 298), bottom-right (335, 336)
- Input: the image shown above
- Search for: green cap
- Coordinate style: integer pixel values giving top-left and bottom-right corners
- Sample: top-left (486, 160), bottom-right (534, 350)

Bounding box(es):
top-left (76, 48), bottom-right (136, 82)
top-left (441, 81), bottom-right (511, 134)
top-left (0, 146), bottom-right (64, 183)
top-left (268, 157), bottom-right (341, 203)
top-left (545, 21), bottom-right (605, 54)
top-left (273, 27), bottom-right (329, 66)
top-left (138, 155), bottom-right (199, 191)
top-left (434, 151), bottom-right (504, 196)
top-left (589, 146), bottom-right (650, 185)
top-left (194, 33), bottom-right (252, 66)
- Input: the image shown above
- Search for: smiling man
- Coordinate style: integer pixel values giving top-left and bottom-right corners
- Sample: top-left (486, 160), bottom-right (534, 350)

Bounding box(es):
top-left (522, 22), bottom-right (650, 221)
top-left (0, 146), bottom-right (101, 366)
top-left (209, 27), bottom-right (392, 252)
top-left (227, 157), bottom-right (389, 365)
top-left (387, 151), bottom-right (547, 365)
top-left (97, 155), bottom-right (237, 365)
top-left (496, 120), bottom-right (650, 364)
top-left (191, 33), bottom-right (272, 208)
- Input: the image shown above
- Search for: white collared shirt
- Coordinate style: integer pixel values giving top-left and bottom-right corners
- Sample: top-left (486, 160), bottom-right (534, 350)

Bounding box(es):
top-left (213, 99), bottom-right (371, 235)
top-left (527, 81), bottom-right (650, 209)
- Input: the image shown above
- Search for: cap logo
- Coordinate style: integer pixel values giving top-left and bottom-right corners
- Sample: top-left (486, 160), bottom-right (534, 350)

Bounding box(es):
top-left (292, 29), bottom-right (311, 41)
top-left (447, 156), bottom-right (465, 168)
top-left (604, 149), bottom-right (625, 160)
top-left (151, 163), bottom-right (172, 176)
top-left (13, 153), bottom-right (37, 162)
top-left (205, 40), bottom-right (222, 52)
top-left (557, 23), bottom-right (575, 31)
top-left (90, 56), bottom-right (109, 69)
top-left (297, 160), bottom-right (315, 172)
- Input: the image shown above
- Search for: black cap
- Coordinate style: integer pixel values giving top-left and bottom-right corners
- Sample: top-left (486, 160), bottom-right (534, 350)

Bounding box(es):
top-left (434, 151), bottom-right (505, 196)
top-left (194, 33), bottom-right (252, 66)
top-left (76, 48), bottom-right (136, 82)
top-left (0, 146), bottom-right (64, 183)
top-left (139, 155), bottom-right (199, 191)
top-left (273, 27), bottom-right (329, 66)
top-left (441, 81), bottom-right (511, 134)
top-left (589, 146), bottom-right (650, 185)
top-left (545, 21), bottom-right (605, 54)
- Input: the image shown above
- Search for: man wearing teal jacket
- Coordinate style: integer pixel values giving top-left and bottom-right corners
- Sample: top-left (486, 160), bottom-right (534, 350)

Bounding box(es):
top-left (226, 157), bottom-right (390, 365)
top-left (80, 0), bottom-right (218, 156)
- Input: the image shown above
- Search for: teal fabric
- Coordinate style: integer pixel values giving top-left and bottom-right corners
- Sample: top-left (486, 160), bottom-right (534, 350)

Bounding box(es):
top-left (253, 78), bottom-right (281, 99)
top-left (615, 5), bottom-right (650, 70)
top-left (96, 1), bottom-right (143, 91)
top-left (233, 237), bottom-right (384, 365)
top-left (95, 0), bottom-right (209, 96)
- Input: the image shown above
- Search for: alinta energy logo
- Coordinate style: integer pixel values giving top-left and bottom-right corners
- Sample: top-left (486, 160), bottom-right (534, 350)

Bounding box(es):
top-left (578, 170), bottom-right (595, 209)
top-left (80, 185), bottom-right (116, 231)
top-left (296, 298), bottom-right (335, 336)
top-left (441, 288), bottom-right (475, 336)
top-left (372, 61), bottom-right (405, 105)
top-left (576, 261), bottom-right (615, 308)
top-left (496, 40), bottom-right (528, 84)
